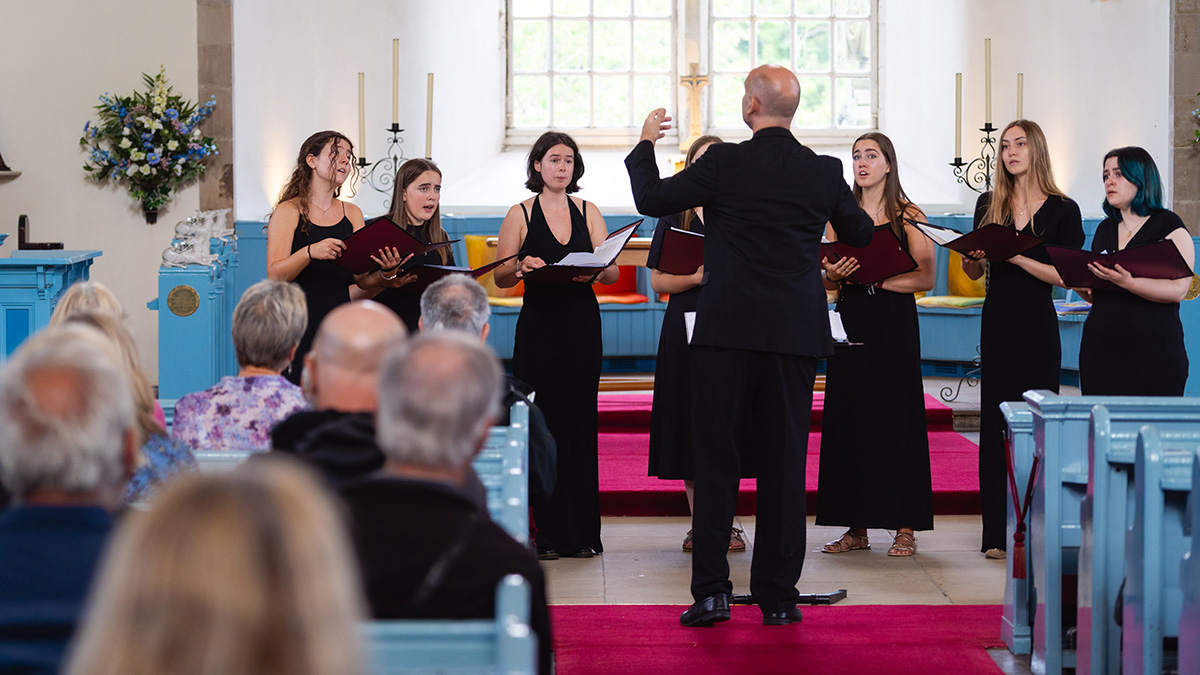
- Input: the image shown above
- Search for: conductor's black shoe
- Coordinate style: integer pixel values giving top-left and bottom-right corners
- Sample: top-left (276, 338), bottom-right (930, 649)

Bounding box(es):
top-left (680, 593), bottom-right (731, 627)
top-left (762, 607), bottom-right (803, 626)
top-left (536, 548), bottom-right (559, 561)
top-left (560, 547), bottom-right (596, 558)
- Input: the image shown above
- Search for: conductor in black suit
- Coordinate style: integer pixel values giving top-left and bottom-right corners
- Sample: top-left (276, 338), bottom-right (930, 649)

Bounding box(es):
top-left (624, 64), bottom-right (874, 627)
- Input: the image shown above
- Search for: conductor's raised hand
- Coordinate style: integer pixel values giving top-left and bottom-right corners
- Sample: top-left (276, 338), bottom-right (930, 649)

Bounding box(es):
top-left (823, 255), bottom-right (860, 282)
top-left (515, 256), bottom-right (547, 278)
top-left (309, 237), bottom-right (346, 261)
top-left (639, 108), bottom-right (672, 144)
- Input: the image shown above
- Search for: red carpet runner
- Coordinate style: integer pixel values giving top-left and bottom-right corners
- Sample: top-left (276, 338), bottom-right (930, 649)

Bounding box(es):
top-left (597, 393), bottom-right (980, 516)
top-left (551, 604), bottom-right (1004, 674)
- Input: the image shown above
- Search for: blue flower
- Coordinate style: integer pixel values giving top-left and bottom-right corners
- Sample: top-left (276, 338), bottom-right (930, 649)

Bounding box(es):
top-left (165, 108), bottom-right (178, 119)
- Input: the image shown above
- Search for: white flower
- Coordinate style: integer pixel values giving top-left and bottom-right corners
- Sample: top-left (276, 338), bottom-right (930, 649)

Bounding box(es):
top-left (119, 137), bottom-right (132, 149)
top-left (131, 151), bottom-right (145, 161)
top-left (174, 164), bottom-right (183, 175)
top-left (126, 163), bottom-right (139, 175)
top-left (167, 140), bottom-right (179, 151)
top-left (139, 164), bottom-right (151, 176)
top-left (122, 126), bottom-right (131, 136)
top-left (191, 129), bottom-right (201, 139)
top-left (149, 119), bottom-right (163, 131)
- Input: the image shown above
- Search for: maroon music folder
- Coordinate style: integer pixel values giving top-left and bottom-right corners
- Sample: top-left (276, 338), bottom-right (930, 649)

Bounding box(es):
top-left (820, 225), bottom-right (918, 286)
top-left (911, 220), bottom-right (1042, 261)
top-left (654, 227), bottom-right (704, 275)
top-left (333, 216), bottom-right (458, 275)
top-left (521, 220), bottom-right (642, 284)
top-left (1045, 240), bottom-right (1193, 290)
top-left (395, 255), bottom-right (518, 295)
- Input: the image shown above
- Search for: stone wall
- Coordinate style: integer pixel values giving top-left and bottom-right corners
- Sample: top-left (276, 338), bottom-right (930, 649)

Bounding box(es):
top-left (1175, 0), bottom-right (1200, 232)
top-left (198, 0), bottom-right (233, 211)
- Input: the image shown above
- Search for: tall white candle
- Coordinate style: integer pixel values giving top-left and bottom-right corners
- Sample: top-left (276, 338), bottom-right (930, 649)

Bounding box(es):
top-left (984, 39), bottom-right (992, 125)
top-left (1017, 73), bottom-right (1024, 119)
top-left (358, 72), bottom-right (366, 161)
top-left (955, 73), bottom-right (962, 158)
top-left (392, 39), bottom-right (400, 126)
top-left (425, 73), bottom-right (434, 159)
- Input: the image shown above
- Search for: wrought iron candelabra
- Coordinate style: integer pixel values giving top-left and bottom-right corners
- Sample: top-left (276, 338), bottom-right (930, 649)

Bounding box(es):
top-left (357, 123), bottom-right (407, 209)
top-left (949, 123), bottom-right (997, 194)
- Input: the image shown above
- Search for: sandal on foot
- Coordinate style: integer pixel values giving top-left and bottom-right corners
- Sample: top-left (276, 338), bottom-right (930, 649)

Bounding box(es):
top-left (888, 532), bottom-right (917, 557)
top-left (682, 529), bottom-right (693, 552)
top-left (729, 526), bottom-right (747, 552)
top-left (822, 531), bottom-right (870, 553)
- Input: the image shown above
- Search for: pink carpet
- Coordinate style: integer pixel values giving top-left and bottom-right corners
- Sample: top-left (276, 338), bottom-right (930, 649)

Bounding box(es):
top-left (551, 604), bottom-right (1004, 674)
top-left (597, 393), bottom-right (980, 516)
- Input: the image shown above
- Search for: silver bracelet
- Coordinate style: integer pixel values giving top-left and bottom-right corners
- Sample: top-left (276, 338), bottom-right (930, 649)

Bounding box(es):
top-left (380, 269), bottom-right (398, 281)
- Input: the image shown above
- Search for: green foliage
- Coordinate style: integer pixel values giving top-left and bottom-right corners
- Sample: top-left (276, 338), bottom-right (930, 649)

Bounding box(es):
top-left (79, 67), bottom-right (218, 213)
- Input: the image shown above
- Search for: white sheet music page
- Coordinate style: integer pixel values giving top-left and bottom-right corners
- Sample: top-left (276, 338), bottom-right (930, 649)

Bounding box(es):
top-left (829, 310), bottom-right (848, 343)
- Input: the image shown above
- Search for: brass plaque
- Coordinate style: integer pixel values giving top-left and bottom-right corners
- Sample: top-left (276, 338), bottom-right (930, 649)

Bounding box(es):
top-left (167, 285), bottom-right (200, 317)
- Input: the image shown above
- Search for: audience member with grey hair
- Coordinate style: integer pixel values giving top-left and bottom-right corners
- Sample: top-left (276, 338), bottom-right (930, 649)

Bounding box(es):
top-left (341, 332), bottom-right (552, 675)
top-left (418, 274), bottom-right (492, 337)
top-left (172, 280), bottom-right (309, 452)
top-left (418, 276), bottom-right (558, 513)
top-left (0, 324), bottom-right (139, 674)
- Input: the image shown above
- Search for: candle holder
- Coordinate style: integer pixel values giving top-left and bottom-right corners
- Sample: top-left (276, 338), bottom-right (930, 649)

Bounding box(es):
top-left (357, 123), bottom-right (407, 209)
top-left (949, 123), bottom-right (998, 194)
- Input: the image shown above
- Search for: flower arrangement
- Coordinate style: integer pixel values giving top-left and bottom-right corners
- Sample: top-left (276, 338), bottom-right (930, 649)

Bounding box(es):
top-left (80, 67), bottom-right (218, 223)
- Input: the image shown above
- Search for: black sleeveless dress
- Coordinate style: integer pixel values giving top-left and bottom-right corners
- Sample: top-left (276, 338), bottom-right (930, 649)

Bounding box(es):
top-left (375, 223), bottom-right (456, 333)
top-left (1079, 210), bottom-right (1189, 395)
top-left (816, 223), bottom-right (933, 531)
top-left (974, 193), bottom-right (1083, 552)
top-left (288, 214), bottom-right (354, 384)
top-left (513, 196), bottom-right (603, 555)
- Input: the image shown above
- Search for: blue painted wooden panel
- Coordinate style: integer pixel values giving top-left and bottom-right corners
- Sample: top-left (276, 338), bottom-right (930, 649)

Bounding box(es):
top-left (1179, 448), bottom-right (1200, 675)
top-left (1001, 402), bottom-right (1035, 655)
top-left (3, 306), bottom-right (31, 358)
top-left (0, 250), bottom-right (100, 359)
top-left (157, 265), bottom-right (226, 400)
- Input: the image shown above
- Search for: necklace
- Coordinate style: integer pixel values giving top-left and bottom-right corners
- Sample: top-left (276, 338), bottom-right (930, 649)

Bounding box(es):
top-left (1121, 216), bottom-right (1144, 237)
top-left (310, 199), bottom-right (335, 215)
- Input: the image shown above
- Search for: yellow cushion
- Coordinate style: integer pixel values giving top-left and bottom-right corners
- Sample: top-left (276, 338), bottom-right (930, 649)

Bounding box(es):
top-left (916, 295), bottom-right (985, 309)
top-left (487, 297), bottom-right (524, 308)
top-left (946, 252), bottom-right (985, 297)
top-left (465, 235), bottom-right (523, 299)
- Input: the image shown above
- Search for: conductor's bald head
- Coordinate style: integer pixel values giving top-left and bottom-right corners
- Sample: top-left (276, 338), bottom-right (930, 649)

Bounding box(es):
top-left (304, 300), bottom-right (406, 412)
top-left (742, 64), bottom-right (801, 130)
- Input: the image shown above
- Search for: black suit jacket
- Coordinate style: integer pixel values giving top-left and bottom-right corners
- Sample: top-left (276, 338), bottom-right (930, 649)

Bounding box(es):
top-left (625, 128), bottom-right (873, 357)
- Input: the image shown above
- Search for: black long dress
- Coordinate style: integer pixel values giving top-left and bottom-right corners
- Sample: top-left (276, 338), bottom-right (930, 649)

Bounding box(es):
top-left (288, 214), bottom-right (354, 384)
top-left (975, 192), bottom-right (1083, 552)
top-left (375, 222), bottom-right (456, 333)
top-left (644, 214), bottom-right (758, 481)
top-left (1079, 210), bottom-right (1189, 395)
top-left (816, 224), bottom-right (933, 531)
top-left (513, 196), bottom-right (603, 555)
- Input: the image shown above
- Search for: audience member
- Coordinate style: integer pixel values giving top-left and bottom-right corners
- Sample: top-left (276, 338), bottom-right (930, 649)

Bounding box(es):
top-left (0, 325), bottom-right (139, 675)
top-left (270, 300), bottom-right (406, 488)
top-left (419, 274), bottom-right (557, 507)
top-left (172, 280), bottom-right (308, 451)
top-left (63, 458), bottom-right (367, 675)
top-left (58, 311), bottom-right (196, 503)
top-left (342, 332), bottom-right (552, 675)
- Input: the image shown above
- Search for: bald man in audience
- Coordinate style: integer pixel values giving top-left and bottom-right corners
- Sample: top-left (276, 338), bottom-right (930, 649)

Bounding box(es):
top-left (626, 64), bottom-right (873, 626)
top-left (419, 275), bottom-right (557, 509)
top-left (342, 332), bottom-right (551, 675)
top-left (269, 300), bottom-right (407, 488)
top-left (0, 325), bottom-right (139, 674)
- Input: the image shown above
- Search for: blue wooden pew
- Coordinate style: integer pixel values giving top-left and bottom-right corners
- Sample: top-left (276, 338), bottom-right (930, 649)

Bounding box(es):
top-left (1000, 401), bottom-right (1035, 655)
top-left (1178, 448), bottom-right (1200, 675)
top-left (1124, 426), bottom-right (1194, 675)
top-left (364, 574), bottom-right (537, 675)
top-left (188, 402), bottom-right (530, 545)
top-left (1078, 404), bottom-right (1200, 675)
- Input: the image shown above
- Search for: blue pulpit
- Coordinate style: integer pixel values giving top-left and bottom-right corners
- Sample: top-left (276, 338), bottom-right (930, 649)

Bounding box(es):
top-left (0, 249), bottom-right (101, 358)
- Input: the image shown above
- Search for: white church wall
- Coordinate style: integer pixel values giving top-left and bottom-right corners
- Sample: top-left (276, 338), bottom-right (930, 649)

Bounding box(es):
top-left (881, 0), bottom-right (1171, 218)
top-left (233, 0), bottom-right (1171, 219)
top-left (0, 0), bottom-right (201, 386)
top-left (232, 0), bottom-right (507, 221)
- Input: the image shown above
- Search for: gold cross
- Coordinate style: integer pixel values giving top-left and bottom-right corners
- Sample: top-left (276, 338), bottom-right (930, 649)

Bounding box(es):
top-left (679, 63), bottom-right (709, 152)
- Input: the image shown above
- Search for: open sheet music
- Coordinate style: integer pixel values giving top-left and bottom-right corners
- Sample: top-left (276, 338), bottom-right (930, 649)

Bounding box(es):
top-left (521, 220), bottom-right (642, 284)
top-left (335, 216), bottom-right (458, 275)
top-left (908, 219), bottom-right (1041, 262)
top-left (395, 254), bottom-right (518, 295)
top-left (1045, 240), bottom-right (1193, 290)
top-left (820, 225), bottom-right (917, 285)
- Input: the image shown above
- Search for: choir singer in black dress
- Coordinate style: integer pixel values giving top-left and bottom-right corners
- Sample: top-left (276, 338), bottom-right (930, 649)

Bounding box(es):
top-left (626, 65), bottom-right (873, 627)
top-left (494, 132), bottom-right (619, 560)
top-left (266, 131), bottom-right (408, 385)
top-left (1077, 146), bottom-right (1193, 395)
top-left (816, 132), bottom-right (936, 558)
top-left (645, 134), bottom-right (750, 554)
top-left (960, 120), bottom-right (1083, 558)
